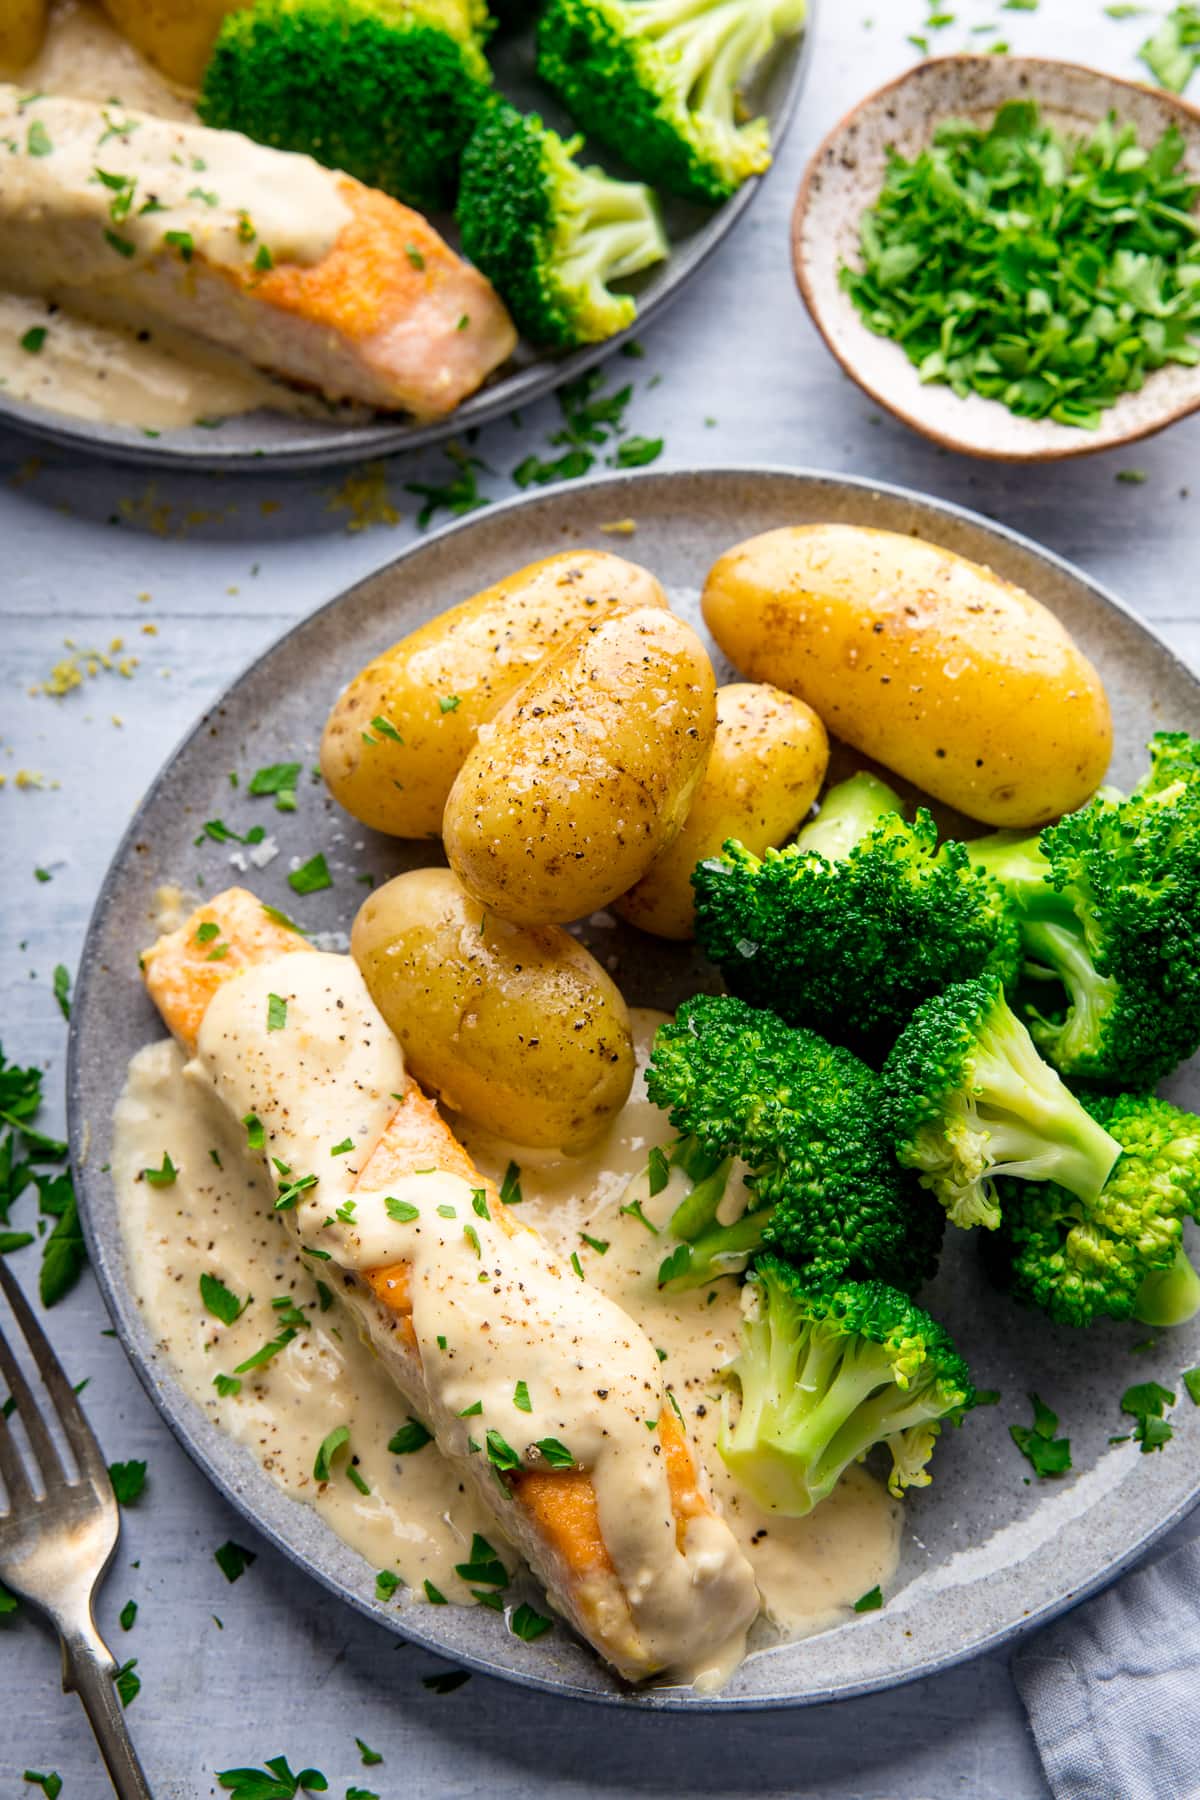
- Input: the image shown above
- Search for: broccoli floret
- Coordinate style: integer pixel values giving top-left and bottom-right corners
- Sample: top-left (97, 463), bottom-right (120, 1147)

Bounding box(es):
top-left (718, 1257), bottom-right (974, 1514)
top-left (536, 0), bottom-right (807, 205)
top-left (199, 0), bottom-right (494, 212)
top-left (990, 1092), bottom-right (1200, 1328)
top-left (693, 772), bottom-right (1022, 1057)
top-left (881, 975), bottom-right (1122, 1232)
top-left (645, 994), bottom-right (944, 1293)
top-left (969, 739), bottom-right (1200, 1088)
top-left (457, 104), bottom-right (666, 348)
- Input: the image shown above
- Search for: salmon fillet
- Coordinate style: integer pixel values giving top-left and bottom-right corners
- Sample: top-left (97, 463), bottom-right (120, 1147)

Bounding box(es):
top-left (0, 87), bottom-right (516, 418)
top-left (141, 887), bottom-right (760, 1681)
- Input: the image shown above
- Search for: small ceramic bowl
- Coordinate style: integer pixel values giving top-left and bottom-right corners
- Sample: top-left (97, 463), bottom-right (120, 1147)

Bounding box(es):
top-left (793, 55), bottom-right (1200, 462)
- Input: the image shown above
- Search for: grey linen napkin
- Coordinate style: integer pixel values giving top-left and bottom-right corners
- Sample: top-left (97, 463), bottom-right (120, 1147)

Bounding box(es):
top-left (1012, 1537), bottom-right (1200, 1800)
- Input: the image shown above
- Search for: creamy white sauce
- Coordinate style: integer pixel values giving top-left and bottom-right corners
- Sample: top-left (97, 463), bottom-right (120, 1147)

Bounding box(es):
top-left (113, 968), bottom-right (900, 1681)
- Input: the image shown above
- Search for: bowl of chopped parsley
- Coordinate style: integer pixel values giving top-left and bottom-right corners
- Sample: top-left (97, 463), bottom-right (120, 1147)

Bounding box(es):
top-left (792, 54), bottom-right (1200, 459)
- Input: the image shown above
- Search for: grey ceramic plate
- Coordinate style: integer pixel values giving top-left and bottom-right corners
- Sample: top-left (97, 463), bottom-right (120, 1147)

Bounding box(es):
top-left (1, 17), bottom-right (813, 472)
top-left (69, 467), bottom-right (1200, 1708)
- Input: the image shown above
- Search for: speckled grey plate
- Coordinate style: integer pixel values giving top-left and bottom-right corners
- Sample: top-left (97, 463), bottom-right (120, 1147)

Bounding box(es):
top-left (794, 56), bottom-right (1200, 462)
top-left (69, 467), bottom-right (1200, 1707)
top-left (0, 16), bottom-right (813, 472)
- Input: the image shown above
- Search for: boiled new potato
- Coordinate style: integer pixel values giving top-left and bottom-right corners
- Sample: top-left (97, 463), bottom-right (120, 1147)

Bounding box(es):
top-left (444, 607), bottom-right (717, 926)
top-left (703, 524), bottom-right (1112, 828)
top-left (614, 684), bottom-right (829, 939)
top-left (352, 867), bottom-right (634, 1150)
top-left (0, 0), bottom-right (47, 72)
top-left (321, 551), bottom-right (667, 837)
top-left (98, 0), bottom-right (250, 86)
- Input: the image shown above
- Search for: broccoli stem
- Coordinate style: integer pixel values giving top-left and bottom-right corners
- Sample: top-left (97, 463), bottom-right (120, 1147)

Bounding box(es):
top-left (792, 771), bottom-right (902, 863)
top-left (1134, 1244), bottom-right (1200, 1327)
top-left (966, 1006), bottom-right (1122, 1204)
top-left (661, 1207), bottom-right (771, 1290)
top-left (668, 1156), bottom-right (733, 1240)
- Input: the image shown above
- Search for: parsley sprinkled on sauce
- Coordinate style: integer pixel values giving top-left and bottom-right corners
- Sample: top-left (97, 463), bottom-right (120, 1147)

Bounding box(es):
top-left (387, 1417), bottom-right (432, 1454)
top-left (243, 1112), bottom-right (266, 1150)
top-left (375, 1568), bottom-right (400, 1601)
top-left (313, 1425), bottom-right (351, 1482)
top-left (470, 1188), bottom-right (489, 1219)
top-left (1010, 1393), bottom-right (1072, 1477)
top-left (260, 902), bottom-right (307, 935)
top-left (200, 1272), bottom-right (247, 1325)
top-left (26, 119), bottom-right (52, 156)
top-left (486, 1429), bottom-right (520, 1471)
top-left (20, 327), bottom-right (46, 354)
top-left (438, 694), bottom-right (462, 714)
top-left (646, 1146), bottom-right (670, 1196)
top-left (436, 1202), bottom-right (457, 1220)
top-left (404, 243), bottom-right (425, 269)
top-left (266, 993), bottom-right (288, 1032)
top-left (853, 1585), bottom-right (884, 1613)
top-left (254, 243), bottom-right (274, 272)
top-left (454, 1534), bottom-right (507, 1587)
top-left (214, 1540), bottom-right (256, 1582)
top-left (108, 1460), bottom-right (147, 1505)
top-left (195, 921), bottom-right (220, 945)
top-left (533, 1436), bottom-right (574, 1468)
top-left (423, 1579), bottom-right (447, 1604)
top-left (463, 1223), bottom-right (482, 1258)
top-left (288, 853), bottom-right (332, 895)
top-left (141, 1151), bottom-right (177, 1187)
top-left (104, 228), bottom-right (136, 257)
top-left (580, 1232), bottom-right (609, 1255)
top-left (330, 1136), bottom-right (354, 1156)
top-left (385, 1196), bottom-right (419, 1222)
top-left (233, 1327), bottom-right (296, 1374)
top-left (570, 1250), bottom-right (585, 1279)
top-left (513, 1379), bottom-right (532, 1413)
top-left (458, 1399), bottom-right (483, 1417)
top-left (620, 1196), bottom-right (659, 1234)
top-left (499, 1161), bottom-right (523, 1207)
top-left (213, 1373), bottom-right (242, 1397)
top-left (510, 1602), bottom-right (553, 1641)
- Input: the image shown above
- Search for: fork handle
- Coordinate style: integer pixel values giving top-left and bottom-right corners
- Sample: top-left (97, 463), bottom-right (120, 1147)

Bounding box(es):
top-left (61, 1626), bottom-right (154, 1800)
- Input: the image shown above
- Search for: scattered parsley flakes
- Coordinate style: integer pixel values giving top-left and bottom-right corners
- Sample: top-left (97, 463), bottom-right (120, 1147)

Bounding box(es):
top-left (355, 1740), bottom-right (382, 1767)
top-left (580, 1232), bottom-right (609, 1255)
top-left (385, 1196), bottom-right (419, 1222)
top-left (1121, 1380), bottom-right (1177, 1452)
top-left (532, 1436), bottom-right (574, 1469)
top-left (368, 714), bottom-right (403, 744)
top-left (388, 1417), bottom-right (432, 1454)
top-left (119, 1598), bottom-right (138, 1630)
top-left (254, 243), bottom-right (274, 271)
top-left (266, 993), bottom-right (288, 1033)
top-left (141, 1150), bottom-right (176, 1187)
top-left (216, 1757), bottom-right (328, 1797)
top-left (406, 444), bottom-right (490, 529)
top-left (853, 1585), bottom-right (884, 1613)
top-left (499, 1161), bottom-right (523, 1207)
top-left (1010, 1393), bottom-right (1072, 1477)
top-left (313, 1424), bottom-right (351, 1482)
top-left (243, 1112), bottom-right (266, 1150)
top-left (330, 1136), bottom-right (354, 1156)
top-left (375, 1568), bottom-right (401, 1601)
top-left (23, 1775), bottom-right (62, 1799)
top-left (1116, 468), bottom-right (1148, 483)
top-left (20, 327), bottom-right (47, 354)
top-left (26, 119), bottom-right (52, 156)
top-left (214, 1373), bottom-right (242, 1397)
top-left (620, 1196), bottom-right (659, 1235)
top-left (108, 1459), bottom-right (147, 1505)
top-left (438, 694), bottom-right (462, 714)
top-left (114, 1657), bottom-right (140, 1705)
top-left (274, 1171), bottom-right (317, 1211)
top-left (214, 1540), bottom-right (256, 1583)
top-left (646, 1146), bottom-right (670, 1196)
top-left (463, 1223), bottom-right (482, 1259)
top-left (233, 1327), bottom-right (296, 1374)
top-left (404, 243), bottom-right (425, 269)
top-left (1183, 1365), bottom-right (1200, 1405)
top-left (486, 1428), bottom-right (520, 1472)
top-left (513, 1379), bottom-right (532, 1413)
top-left (612, 435), bottom-right (663, 468)
top-left (52, 964), bottom-right (71, 1021)
top-left (470, 1188), bottom-right (489, 1219)
top-left (195, 920), bottom-right (220, 945)
top-left (510, 1602), bottom-right (553, 1641)
top-left (454, 1534), bottom-right (507, 1588)
top-left (260, 902), bottom-right (307, 935)
top-left (423, 1578), bottom-right (447, 1604)
top-left (569, 1251), bottom-right (584, 1279)
top-left (288, 854), bottom-right (332, 895)
top-left (200, 1272), bottom-right (247, 1325)
top-left (248, 761), bottom-right (300, 810)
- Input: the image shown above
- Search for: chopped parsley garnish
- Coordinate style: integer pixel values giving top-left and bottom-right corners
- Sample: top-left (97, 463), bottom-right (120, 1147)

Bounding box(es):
top-left (142, 1151), bottom-right (177, 1187)
top-left (612, 435), bottom-right (663, 469)
top-left (499, 1161), bottom-right (523, 1207)
top-left (248, 761), bottom-right (300, 810)
top-left (254, 243), bottom-right (274, 272)
top-left (512, 448), bottom-right (594, 489)
top-left (422, 1670), bottom-right (470, 1694)
top-left (233, 1327), bottom-right (296, 1374)
top-left (313, 1424), bottom-right (351, 1482)
top-left (188, 185), bottom-right (219, 206)
top-left (23, 1774), bottom-right (62, 1798)
top-left (114, 1658), bottom-right (140, 1705)
top-left (387, 1417), bottom-right (432, 1454)
top-left (200, 1272), bottom-right (247, 1325)
top-left (458, 1399), bottom-right (483, 1417)
top-left (346, 1464), bottom-right (371, 1495)
top-left (288, 854), bottom-right (332, 895)
top-left (20, 327), bottom-right (46, 354)
top-left (406, 444), bottom-right (490, 530)
top-left (532, 1437), bottom-right (574, 1469)
top-left (513, 1380), bottom-right (532, 1413)
top-left (454, 1535), bottom-right (507, 1587)
top-left (456, 314), bottom-right (470, 331)
top-left (216, 1756), bottom-right (327, 1797)
top-left (334, 1201), bottom-right (357, 1228)
top-left (195, 921), bottom-right (220, 944)
top-left (119, 1599), bottom-right (138, 1630)
top-left (260, 902), bottom-right (307, 935)
top-left (570, 1251), bottom-right (584, 1279)
top-left (1010, 1393), bottom-right (1072, 1478)
top-left (109, 1459), bottom-right (147, 1504)
top-left (853, 1585), bottom-right (884, 1613)
top-left (436, 1202), bottom-right (456, 1220)
top-left (423, 1579), bottom-right (447, 1604)
top-left (436, 1334), bottom-right (447, 1350)
top-left (214, 1540), bottom-right (256, 1583)
top-left (1121, 1380), bottom-right (1177, 1452)
top-left (620, 1197), bottom-right (659, 1235)
top-left (34, 867), bottom-right (52, 882)
top-left (379, 1195), bottom-right (418, 1226)
top-left (580, 1233), bottom-right (609, 1255)
top-left (375, 1568), bottom-right (400, 1601)
top-left (646, 1146), bottom-right (670, 1196)
top-left (404, 243), bottom-right (426, 269)
top-left (213, 1373), bottom-right (242, 1397)
top-left (470, 1188), bottom-right (489, 1219)
top-left (26, 119), bottom-right (52, 156)
top-left (368, 715), bottom-right (403, 744)
top-left (271, 1296), bottom-right (308, 1330)
top-left (274, 1172), bottom-right (317, 1211)
top-left (486, 1428), bottom-right (520, 1472)
top-left (52, 964), bottom-right (70, 1021)
top-left (438, 694), bottom-right (461, 714)
top-left (1183, 1365), bottom-right (1200, 1405)
top-left (656, 1245), bottom-right (691, 1287)
top-left (1140, 5), bottom-right (1200, 90)
top-left (243, 1113), bottom-right (266, 1150)
top-left (355, 1740), bottom-right (382, 1767)
top-left (329, 1138), bottom-right (354, 1158)
top-left (266, 994), bottom-right (288, 1032)
top-left (104, 228), bottom-right (136, 258)
top-left (842, 100), bottom-right (1200, 429)
top-left (510, 1602), bottom-right (553, 1642)
top-left (463, 1223), bottom-right (482, 1259)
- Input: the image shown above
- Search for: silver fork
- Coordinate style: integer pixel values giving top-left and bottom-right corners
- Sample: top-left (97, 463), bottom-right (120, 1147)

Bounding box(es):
top-left (0, 1257), bottom-right (152, 1798)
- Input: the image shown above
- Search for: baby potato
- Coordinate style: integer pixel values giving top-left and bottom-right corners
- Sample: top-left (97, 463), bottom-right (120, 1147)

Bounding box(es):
top-left (321, 550), bottom-right (667, 837)
top-left (98, 0), bottom-right (250, 86)
top-left (703, 524), bottom-right (1112, 828)
top-left (352, 867), bottom-right (634, 1150)
top-left (444, 607), bottom-right (717, 926)
top-left (614, 683), bottom-right (829, 939)
top-left (0, 0), bottom-right (47, 72)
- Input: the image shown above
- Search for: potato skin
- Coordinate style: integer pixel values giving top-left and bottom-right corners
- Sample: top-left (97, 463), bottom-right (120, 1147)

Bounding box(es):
top-left (321, 551), bottom-right (667, 837)
top-left (702, 524), bottom-right (1112, 828)
top-left (0, 0), bottom-right (47, 71)
top-left (444, 607), bottom-right (717, 926)
top-left (614, 683), bottom-right (829, 939)
top-left (351, 867), bottom-right (634, 1150)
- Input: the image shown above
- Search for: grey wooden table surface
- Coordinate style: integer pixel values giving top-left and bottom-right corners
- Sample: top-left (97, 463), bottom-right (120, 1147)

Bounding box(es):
top-left (4, 2), bottom-right (1200, 1795)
